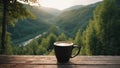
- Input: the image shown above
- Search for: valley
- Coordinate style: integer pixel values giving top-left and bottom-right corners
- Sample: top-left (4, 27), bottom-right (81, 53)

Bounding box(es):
top-left (8, 2), bottom-right (100, 45)
top-left (1, 0), bottom-right (120, 55)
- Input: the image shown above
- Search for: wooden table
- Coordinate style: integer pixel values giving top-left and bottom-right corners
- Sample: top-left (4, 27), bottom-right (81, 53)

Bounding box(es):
top-left (0, 55), bottom-right (120, 68)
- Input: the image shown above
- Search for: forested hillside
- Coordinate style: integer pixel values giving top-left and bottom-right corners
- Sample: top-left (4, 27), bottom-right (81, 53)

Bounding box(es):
top-left (7, 2), bottom-right (100, 44)
top-left (80, 0), bottom-right (120, 55)
top-left (7, 5), bottom-right (60, 44)
top-left (1, 0), bottom-right (120, 55)
top-left (54, 2), bottom-right (100, 37)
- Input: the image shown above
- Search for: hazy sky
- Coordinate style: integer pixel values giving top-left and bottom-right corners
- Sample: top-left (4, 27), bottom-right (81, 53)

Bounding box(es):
top-left (40, 0), bottom-right (103, 10)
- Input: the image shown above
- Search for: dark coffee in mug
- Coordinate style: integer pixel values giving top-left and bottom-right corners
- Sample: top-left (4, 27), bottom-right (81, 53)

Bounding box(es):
top-left (54, 41), bottom-right (81, 63)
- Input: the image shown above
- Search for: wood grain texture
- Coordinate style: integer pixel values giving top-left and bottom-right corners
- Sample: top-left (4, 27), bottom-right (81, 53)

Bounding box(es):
top-left (0, 55), bottom-right (120, 68)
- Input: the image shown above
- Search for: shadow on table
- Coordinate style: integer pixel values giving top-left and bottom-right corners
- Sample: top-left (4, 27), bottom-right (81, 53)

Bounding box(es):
top-left (0, 56), bottom-right (13, 64)
top-left (57, 61), bottom-right (77, 68)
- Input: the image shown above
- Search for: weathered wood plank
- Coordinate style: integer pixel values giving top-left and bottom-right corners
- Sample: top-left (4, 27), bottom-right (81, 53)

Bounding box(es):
top-left (0, 55), bottom-right (120, 61)
top-left (0, 64), bottom-right (120, 68)
top-left (0, 55), bottom-right (120, 68)
top-left (0, 56), bottom-right (120, 64)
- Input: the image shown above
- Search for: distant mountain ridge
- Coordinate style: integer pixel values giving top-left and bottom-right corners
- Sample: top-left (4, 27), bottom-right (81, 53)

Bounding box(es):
top-left (64, 5), bottom-right (84, 11)
top-left (8, 2), bottom-right (101, 44)
top-left (38, 6), bottom-right (61, 15)
top-left (54, 2), bottom-right (101, 37)
top-left (26, 6), bottom-right (61, 23)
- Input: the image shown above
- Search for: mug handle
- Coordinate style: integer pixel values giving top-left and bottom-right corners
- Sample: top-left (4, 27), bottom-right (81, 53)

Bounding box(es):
top-left (71, 45), bottom-right (81, 58)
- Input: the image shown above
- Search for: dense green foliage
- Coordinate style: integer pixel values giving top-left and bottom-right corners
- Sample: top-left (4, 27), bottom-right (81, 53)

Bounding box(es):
top-left (11, 32), bottom-right (65, 55)
top-left (81, 0), bottom-right (120, 55)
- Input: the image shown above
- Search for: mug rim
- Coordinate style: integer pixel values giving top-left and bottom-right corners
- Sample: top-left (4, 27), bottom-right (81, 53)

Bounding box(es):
top-left (54, 41), bottom-right (73, 46)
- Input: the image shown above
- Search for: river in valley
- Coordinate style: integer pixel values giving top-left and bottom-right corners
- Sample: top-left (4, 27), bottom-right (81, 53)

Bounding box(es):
top-left (19, 32), bottom-right (46, 46)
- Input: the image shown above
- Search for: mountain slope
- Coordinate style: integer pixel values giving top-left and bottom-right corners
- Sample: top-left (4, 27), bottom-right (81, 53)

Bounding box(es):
top-left (54, 2), bottom-right (101, 37)
top-left (7, 2), bottom-right (101, 44)
top-left (8, 5), bottom-right (60, 44)
top-left (64, 5), bottom-right (84, 11)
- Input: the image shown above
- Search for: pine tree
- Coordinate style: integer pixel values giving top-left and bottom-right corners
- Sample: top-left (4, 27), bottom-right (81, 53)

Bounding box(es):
top-left (36, 46), bottom-right (47, 55)
top-left (40, 38), bottom-right (50, 49)
top-left (81, 20), bottom-right (94, 55)
top-left (74, 29), bottom-right (82, 46)
top-left (57, 33), bottom-right (67, 41)
top-left (29, 40), bottom-right (38, 55)
top-left (47, 33), bottom-right (57, 51)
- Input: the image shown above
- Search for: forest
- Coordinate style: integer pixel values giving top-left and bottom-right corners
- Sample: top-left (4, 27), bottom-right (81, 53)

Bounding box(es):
top-left (0, 0), bottom-right (120, 55)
